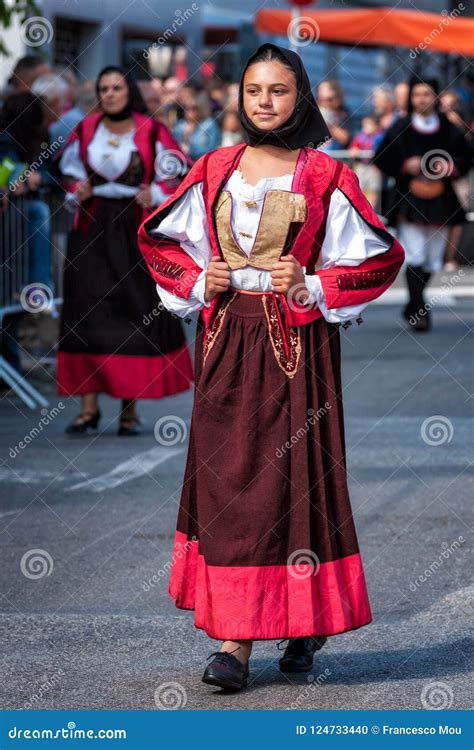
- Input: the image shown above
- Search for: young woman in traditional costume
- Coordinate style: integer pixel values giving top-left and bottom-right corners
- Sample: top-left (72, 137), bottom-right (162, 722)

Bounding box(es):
top-left (57, 66), bottom-right (193, 435)
top-left (138, 44), bottom-right (405, 690)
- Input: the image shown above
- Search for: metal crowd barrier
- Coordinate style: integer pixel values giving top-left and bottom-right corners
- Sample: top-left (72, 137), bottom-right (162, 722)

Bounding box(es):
top-left (0, 191), bottom-right (73, 408)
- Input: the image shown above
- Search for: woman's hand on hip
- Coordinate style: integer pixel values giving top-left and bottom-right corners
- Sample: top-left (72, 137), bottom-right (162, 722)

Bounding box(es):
top-left (204, 259), bottom-right (231, 302)
top-left (271, 255), bottom-right (309, 302)
top-left (136, 183), bottom-right (153, 209)
top-left (75, 180), bottom-right (92, 202)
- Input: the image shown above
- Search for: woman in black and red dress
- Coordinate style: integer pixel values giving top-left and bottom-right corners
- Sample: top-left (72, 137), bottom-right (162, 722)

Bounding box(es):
top-left (139, 44), bottom-right (405, 690)
top-left (57, 66), bottom-right (193, 435)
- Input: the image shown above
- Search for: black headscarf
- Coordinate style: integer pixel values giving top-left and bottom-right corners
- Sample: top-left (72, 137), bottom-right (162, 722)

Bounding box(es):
top-left (96, 66), bottom-right (148, 120)
top-left (238, 43), bottom-right (330, 150)
top-left (407, 75), bottom-right (440, 115)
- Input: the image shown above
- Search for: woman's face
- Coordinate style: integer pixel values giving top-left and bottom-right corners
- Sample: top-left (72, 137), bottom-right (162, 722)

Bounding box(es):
top-left (97, 73), bottom-right (129, 115)
top-left (242, 60), bottom-right (297, 132)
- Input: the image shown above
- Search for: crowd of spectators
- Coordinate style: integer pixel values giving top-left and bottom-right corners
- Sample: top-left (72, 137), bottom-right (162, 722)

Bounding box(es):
top-left (0, 54), bottom-right (472, 300)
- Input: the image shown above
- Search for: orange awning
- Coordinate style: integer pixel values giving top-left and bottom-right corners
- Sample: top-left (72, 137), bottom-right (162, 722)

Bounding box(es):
top-left (256, 7), bottom-right (474, 55)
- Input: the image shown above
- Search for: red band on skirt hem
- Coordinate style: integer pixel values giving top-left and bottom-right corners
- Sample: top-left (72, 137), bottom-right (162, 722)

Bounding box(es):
top-left (57, 345), bottom-right (193, 399)
top-left (168, 531), bottom-right (372, 640)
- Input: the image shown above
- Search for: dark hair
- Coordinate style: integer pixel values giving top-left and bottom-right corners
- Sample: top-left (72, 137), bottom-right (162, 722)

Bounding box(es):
top-left (408, 76), bottom-right (440, 114)
top-left (244, 45), bottom-right (296, 78)
top-left (12, 55), bottom-right (45, 76)
top-left (95, 66), bottom-right (148, 114)
top-left (8, 55), bottom-right (47, 89)
top-left (0, 92), bottom-right (47, 161)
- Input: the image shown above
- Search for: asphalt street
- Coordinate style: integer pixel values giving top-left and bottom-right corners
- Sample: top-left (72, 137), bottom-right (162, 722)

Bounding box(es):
top-left (0, 273), bottom-right (472, 711)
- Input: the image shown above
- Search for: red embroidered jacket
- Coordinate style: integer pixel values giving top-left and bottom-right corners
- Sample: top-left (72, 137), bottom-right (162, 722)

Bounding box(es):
top-left (137, 143), bottom-right (405, 329)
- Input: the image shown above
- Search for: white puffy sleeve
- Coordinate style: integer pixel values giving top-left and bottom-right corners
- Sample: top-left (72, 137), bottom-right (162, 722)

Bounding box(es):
top-left (58, 139), bottom-right (87, 181)
top-left (58, 139), bottom-right (88, 204)
top-left (149, 180), bottom-right (211, 318)
top-left (304, 188), bottom-right (391, 323)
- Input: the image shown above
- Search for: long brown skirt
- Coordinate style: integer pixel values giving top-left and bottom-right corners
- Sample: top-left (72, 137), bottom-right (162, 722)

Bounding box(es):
top-left (168, 289), bottom-right (372, 640)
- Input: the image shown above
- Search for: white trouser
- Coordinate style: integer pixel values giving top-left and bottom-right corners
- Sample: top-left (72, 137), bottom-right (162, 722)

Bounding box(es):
top-left (397, 222), bottom-right (449, 273)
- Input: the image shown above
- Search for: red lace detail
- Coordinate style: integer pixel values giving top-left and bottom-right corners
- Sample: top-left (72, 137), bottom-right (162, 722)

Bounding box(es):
top-left (202, 292), bottom-right (238, 367)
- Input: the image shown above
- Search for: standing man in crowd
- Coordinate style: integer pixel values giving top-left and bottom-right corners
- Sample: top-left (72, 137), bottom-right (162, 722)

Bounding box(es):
top-left (6, 55), bottom-right (50, 94)
top-left (372, 84), bottom-right (397, 131)
top-left (316, 80), bottom-right (352, 151)
top-left (374, 76), bottom-right (471, 332)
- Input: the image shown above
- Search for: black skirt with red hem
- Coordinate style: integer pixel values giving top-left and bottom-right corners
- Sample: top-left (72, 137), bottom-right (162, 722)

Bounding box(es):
top-left (56, 197), bottom-right (193, 399)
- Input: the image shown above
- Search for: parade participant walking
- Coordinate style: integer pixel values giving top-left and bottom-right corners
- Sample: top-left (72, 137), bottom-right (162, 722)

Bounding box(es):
top-left (57, 66), bottom-right (193, 435)
top-left (138, 43), bottom-right (405, 691)
top-left (374, 76), bottom-right (471, 332)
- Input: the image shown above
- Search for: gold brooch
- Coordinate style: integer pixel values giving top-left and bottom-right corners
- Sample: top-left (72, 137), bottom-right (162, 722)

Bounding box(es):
top-left (239, 230), bottom-right (253, 238)
top-left (244, 200), bottom-right (258, 209)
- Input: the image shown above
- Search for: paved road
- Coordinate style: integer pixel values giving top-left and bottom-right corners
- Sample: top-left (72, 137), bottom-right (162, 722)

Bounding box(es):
top-left (0, 288), bottom-right (472, 711)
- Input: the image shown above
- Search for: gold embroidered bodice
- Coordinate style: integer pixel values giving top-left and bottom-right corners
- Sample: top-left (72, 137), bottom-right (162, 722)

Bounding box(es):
top-left (214, 190), bottom-right (307, 271)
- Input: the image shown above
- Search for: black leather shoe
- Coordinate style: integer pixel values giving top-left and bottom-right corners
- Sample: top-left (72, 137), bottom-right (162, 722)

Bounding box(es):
top-left (117, 416), bottom-right (140, 436)
top-left (278, 636), bottom-right (327, 673)
top-left (202, 650), bottom-right (249, 690)
top-left (65, 410), bottom-right (101, 434)
top-left (410, 310), bottom-right (431, 332)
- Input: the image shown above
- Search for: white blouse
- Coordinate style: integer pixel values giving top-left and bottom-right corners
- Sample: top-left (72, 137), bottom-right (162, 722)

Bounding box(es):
top-left (150, 169), bottom-right (391, 323)
top-left (59, 121), bottom-right (168, 206)
top-left (411, 112), bottom-right (440, 134)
